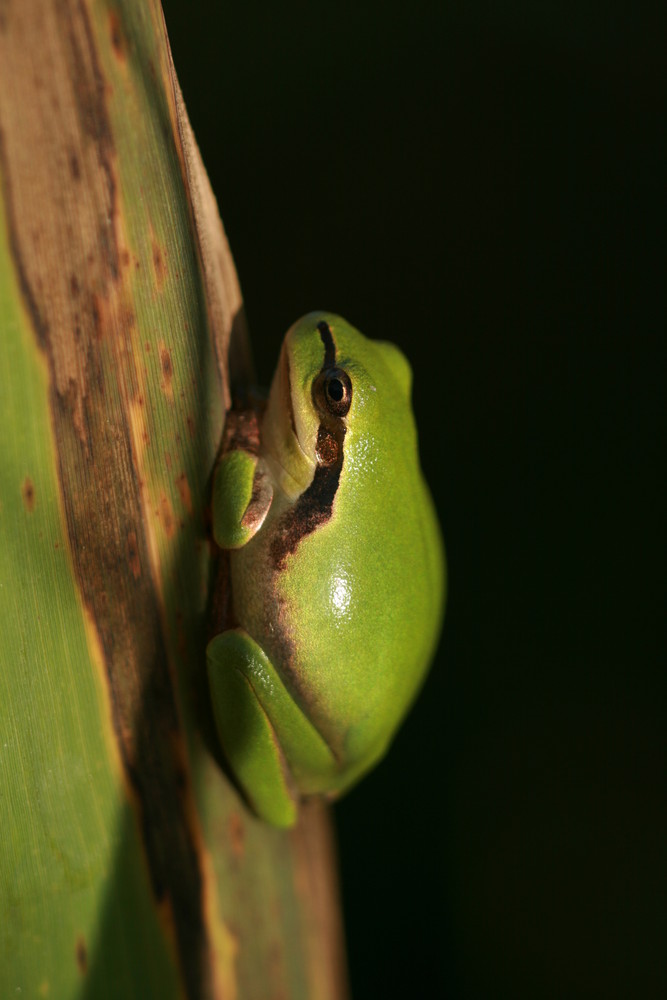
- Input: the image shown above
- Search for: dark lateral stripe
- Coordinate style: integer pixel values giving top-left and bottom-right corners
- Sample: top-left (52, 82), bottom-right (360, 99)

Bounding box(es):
top-left (0, 6), bottom-right (213, 996)
top-left (270, 322), bottom-right (345, 569)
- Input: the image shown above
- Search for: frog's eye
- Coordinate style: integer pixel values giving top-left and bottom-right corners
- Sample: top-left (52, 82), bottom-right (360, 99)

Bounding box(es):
top-left (314, 368), bottom-right (352, 419)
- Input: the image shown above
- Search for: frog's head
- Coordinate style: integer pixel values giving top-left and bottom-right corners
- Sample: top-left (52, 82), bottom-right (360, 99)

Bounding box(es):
top-left (262, 312), bottom-right (415, 502)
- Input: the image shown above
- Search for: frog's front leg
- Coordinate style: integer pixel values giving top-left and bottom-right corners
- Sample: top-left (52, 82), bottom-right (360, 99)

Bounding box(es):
top-left (206, 629), bottom-right (338, 827)
top-left (212, 445), bottom-right (273, 550)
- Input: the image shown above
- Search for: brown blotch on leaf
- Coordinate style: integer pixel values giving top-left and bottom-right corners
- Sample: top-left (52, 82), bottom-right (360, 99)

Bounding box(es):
top-left (118, 303), bottom-right (136, 332)
top-left (127, 530), bottom-right (141, 579)
top-left (69, 150), bottom-right (81, 180)
top-left (159, 344), bottom-right (173, 397)
top-left (160, 493), bottom-right (175, 538)
top-left (108, 10), bottom-right (125, 61)
top-left (152, 237), bottom-right (167, 290)
top-left (76, 936), bottom-right (87, 974)
top-left (175, 473), bottom-right (193, 515)
top-left (229, 812), bottom-right (245, 861)
top-left (22, 476), bottom-right (35, 512)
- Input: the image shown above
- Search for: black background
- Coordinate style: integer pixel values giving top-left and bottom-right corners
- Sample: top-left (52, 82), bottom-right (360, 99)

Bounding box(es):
top-left (162, 3), bottom-right (665, 997)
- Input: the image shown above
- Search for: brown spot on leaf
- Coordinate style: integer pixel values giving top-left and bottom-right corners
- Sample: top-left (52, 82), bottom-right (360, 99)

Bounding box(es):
top-left (69, 150), bottom-right (81, 180)
top-left (152, 237), bottom-right (167, 290)
top-left (160, 493), bottom-right (175, 538)
top-left (127, 530), bottom-right (140, 579)
top-left (108, 10), bottom-right (125, 61)
top-left (175, 473), bottom-right (192, 514)
top-left (22, 476), bottom-right (35, 511)
top-left (118, 302), bottom-right (136, 332)
top-left (76, 935), bottom-right (87, 973)
top-left (70, 274), bottom-right (79, 297)
top-left (159, 343), bottom-right (173, 398)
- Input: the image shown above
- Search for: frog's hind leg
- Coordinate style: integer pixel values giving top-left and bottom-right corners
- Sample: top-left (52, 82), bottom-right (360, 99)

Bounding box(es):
top-left (207, 630), bottom-right (298, 827)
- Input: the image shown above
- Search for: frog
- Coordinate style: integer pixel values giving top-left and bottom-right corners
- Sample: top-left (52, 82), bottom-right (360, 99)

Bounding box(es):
top-left (206, 312), bottom-right (445, 826)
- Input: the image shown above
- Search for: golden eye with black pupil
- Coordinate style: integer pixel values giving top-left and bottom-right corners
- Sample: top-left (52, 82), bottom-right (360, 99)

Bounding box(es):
top-left (313, 368), bottom-right (352, 418)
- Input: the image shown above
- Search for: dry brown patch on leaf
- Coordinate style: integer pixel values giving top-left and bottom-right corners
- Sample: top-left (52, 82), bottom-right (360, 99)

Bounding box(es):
top-left (228, 812), bottom-right (246, 861)
top-left (159, 342), bottom-right (174, 399)
top-left (152, 235), bottom-right (167, 291)
top-left (159, 492), bottom-right (175, 538)
top-left (108, 9), bottom-right (126, 63)
top-left (75, 935), bottom-right (87, 974)
top-left (22, 476), bottom-right (35, 511)
top-left (175, 472), bottom-right (193, 514)
top-left (126, 530), bottom-right (141, 579)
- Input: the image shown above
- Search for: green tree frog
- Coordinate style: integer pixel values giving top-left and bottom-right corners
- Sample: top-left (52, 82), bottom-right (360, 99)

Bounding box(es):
top-left (207, 312), bottom-right (445, 826)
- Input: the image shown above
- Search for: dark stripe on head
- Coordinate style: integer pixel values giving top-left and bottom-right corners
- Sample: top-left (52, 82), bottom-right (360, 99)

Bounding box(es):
top-left (270, 320), bottom-right (346, 569)
top-left (317, 320), bottom-right (336, 368)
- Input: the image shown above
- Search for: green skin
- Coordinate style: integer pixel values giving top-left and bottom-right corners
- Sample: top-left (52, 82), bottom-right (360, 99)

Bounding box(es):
top-left (207, 313), bottom-right (445, 826)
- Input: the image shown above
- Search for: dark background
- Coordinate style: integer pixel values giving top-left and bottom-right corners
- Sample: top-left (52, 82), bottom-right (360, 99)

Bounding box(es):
top-left (162, 3), bottom-right (665, 997)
